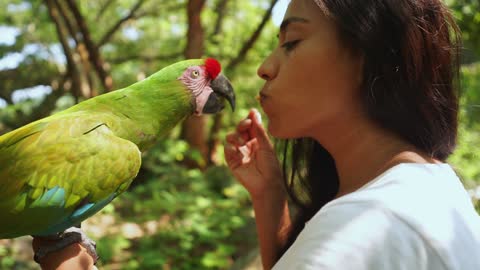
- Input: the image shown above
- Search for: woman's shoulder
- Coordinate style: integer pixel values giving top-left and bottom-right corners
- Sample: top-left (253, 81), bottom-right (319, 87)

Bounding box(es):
top-left (322, 163), bottom-right (475, 216)
top-left (322, 163), bottom-right (480, 249)
top-left (281, 163), bottom-right (480, 270)
top-left (276, 199), bottom-right (446, 270)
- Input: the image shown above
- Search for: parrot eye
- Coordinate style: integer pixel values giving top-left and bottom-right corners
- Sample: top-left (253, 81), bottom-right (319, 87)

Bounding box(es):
top-left (191, 70), bottom-right (200, 78)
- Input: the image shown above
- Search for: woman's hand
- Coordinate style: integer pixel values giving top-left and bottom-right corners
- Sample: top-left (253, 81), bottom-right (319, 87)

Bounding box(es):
top-left (32, 236), bottom-right (97, 270)
top-left (224, 108), bottom-right (284, 199)
top-left (225, 109), bottom-right (291, 269)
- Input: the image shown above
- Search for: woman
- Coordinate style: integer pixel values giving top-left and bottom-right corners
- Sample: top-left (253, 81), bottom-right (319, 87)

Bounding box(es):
top-left (32, 0), bottom-right (480, 269)
top-left (224, 0), bottom-right (480, 269)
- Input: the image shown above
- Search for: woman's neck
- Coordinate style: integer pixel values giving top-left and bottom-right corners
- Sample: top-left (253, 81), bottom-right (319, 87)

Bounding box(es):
top-left (311, 114), bottom-right (438, 199)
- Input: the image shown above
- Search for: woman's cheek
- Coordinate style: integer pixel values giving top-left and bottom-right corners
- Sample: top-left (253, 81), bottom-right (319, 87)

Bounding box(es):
top-left (266, 115), bottom-right (295, 139)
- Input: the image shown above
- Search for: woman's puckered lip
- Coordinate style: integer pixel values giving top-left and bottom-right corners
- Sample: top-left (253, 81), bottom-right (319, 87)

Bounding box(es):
top-left (259, 92), bottom-right (268, 105)
top-left (259, 90), bottom-right (269, 99)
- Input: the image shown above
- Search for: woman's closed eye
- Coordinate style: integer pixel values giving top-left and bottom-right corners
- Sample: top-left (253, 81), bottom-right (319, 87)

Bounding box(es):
top-left (281, 40), bottom-right (301, 52)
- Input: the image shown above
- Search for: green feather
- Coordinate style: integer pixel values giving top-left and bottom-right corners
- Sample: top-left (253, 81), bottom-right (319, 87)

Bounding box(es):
top-left (0, 59), bottom-right (206, 238)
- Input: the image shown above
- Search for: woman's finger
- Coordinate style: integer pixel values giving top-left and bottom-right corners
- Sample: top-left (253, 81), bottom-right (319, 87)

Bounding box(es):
top-left (226, 132), bottom-right (246, 147)
top-left (237, 119), bottom-right (253, 141)
top-left (237, 118), bottom-right (252, 132)
top-left (247, 109), bottom-right (271, 148)
top-left (224, 143), bottom-right (242, 165)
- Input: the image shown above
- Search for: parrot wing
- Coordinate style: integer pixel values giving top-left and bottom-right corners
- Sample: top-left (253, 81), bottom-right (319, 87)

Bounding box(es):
top-left (0, 113), bottom-right (141, 238)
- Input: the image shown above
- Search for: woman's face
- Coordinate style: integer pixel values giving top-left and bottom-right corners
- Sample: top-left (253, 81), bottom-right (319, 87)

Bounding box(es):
top-left (258, 0), bottom-right (364, 139)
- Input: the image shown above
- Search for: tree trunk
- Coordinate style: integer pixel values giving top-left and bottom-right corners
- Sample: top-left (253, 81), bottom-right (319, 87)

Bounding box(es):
top-left (181, 0), bottom-right (208, 168)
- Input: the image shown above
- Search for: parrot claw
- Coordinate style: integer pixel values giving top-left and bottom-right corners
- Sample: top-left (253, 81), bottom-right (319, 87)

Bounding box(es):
top-left (33, 227), bottom-right (99, 265)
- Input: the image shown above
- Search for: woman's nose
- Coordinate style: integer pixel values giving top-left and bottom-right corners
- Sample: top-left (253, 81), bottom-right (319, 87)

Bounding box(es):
top-left (257, 52), bottom-right (278, 81)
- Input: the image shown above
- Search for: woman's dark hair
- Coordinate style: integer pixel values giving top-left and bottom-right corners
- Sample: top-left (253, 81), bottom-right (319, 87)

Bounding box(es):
top-left (278, 0), bottom-right (461, 257)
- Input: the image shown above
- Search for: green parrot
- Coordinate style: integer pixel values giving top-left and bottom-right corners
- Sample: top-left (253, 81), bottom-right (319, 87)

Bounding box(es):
top-left (0, 58), bottom-right (235, 260)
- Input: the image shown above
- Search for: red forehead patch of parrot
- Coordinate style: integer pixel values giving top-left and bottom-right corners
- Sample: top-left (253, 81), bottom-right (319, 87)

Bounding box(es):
top-left (205, 58), bottom-right (221, 80)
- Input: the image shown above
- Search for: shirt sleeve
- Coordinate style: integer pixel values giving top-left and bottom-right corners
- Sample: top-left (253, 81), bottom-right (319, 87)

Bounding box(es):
top-left (272, 202), bottom-right (447, 270)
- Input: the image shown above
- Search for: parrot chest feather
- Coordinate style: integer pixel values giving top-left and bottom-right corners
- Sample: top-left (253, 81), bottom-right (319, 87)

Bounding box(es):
top-left (0, 113), bottom-right (142, 238)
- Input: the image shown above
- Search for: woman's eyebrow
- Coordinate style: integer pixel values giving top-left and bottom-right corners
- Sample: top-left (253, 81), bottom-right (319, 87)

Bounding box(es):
top-left (279, 17), bottom-right (310, 33)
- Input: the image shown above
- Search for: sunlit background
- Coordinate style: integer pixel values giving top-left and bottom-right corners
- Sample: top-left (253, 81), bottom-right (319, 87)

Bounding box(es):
top-left (0, 0), bottom-right (478, 269)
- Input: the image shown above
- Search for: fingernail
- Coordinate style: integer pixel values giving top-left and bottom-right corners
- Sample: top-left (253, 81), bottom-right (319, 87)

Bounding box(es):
top-left (254, 110), bottom-right (262, 124)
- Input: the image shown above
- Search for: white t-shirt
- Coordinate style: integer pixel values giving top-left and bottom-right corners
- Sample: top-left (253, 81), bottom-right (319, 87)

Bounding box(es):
top-left (273, 163), bottom-right (480, 270)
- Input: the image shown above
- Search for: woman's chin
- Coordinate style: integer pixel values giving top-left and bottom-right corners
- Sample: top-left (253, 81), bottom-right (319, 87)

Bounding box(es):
top-left (266, 123), bottom-right (280, 138)
top-left (267, 124), bottom-right (296, 140)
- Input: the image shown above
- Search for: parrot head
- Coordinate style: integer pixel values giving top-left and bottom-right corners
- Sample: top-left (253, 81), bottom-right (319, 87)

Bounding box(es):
top-left (176, 58), bottom-right (235, 115)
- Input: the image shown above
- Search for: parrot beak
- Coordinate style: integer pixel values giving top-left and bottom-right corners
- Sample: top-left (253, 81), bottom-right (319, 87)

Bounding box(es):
top-left (203, 74), bottom-right (236, 114)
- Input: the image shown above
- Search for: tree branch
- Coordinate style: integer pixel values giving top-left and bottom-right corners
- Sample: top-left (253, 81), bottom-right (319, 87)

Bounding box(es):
top-left (106, 52), bottom-right (182, 64)
top-left (0, 93), bottom-right (13, 104)
top-left (3, 88), bottom-right (65, 130)
top-left (226, 0), bottom-right (278, 71)
top-left (210, 0), bottom-right (228, 40)
top-left (53, 0), bottom-right (80, 46)
top-left (65, 0), bottom-right (113, 91)
top-left (44, 0), bottom-right (83, 97)
top-left (0, 60), bottom-right (57, 102)
top-left (45, 0), bottom-right (75, 69)
top-left (97, 0), bottom-right (146, 48)
top-left (95, 0), bottom-right (116, 21)
top-left (134, 2), bottom-right (184, 18)
top-left (54, 0), bottom-right (95, 98)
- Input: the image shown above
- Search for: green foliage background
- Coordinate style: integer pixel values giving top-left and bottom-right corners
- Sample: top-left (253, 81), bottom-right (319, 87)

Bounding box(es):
top-left (0, 0), bottom-right (479, 269)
